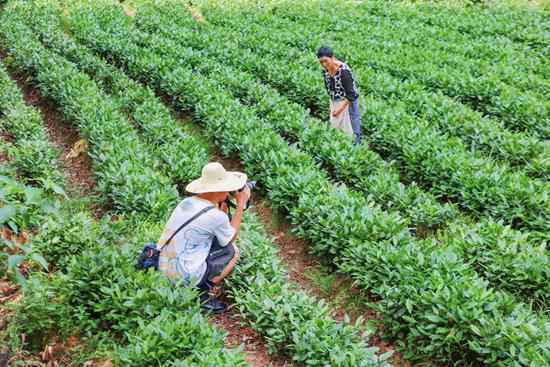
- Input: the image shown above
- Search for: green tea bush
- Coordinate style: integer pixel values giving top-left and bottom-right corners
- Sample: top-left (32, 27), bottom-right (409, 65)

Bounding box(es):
top-left (0, 175), bottom-right (61, 234)
top-left (138, 1), bottom-right (550, 171)
top-left (441, 219), bottom-right (550, 309)
top-left (119, 310), bottom-right (247, 367)
top-left (60, 4), bottom-right (549, 363)
top-left (22, 5), bottom-right (208, 185)
top-left (0, 62), bottom-right (64, 186)
top-left (10, 216), bottom-right (246, 365)
top-left (7, 272), bottom-right (84, 351)
top-left (230, 216), bottom-right (388, 366)
top-left (97, 0), bottom-right (550, 305)
top-left (133, 1), bottom-right (550, 237)
top-left (0, 15), bottom-right (179, 217)
top-left (33, 210), bottom-right (100, 267)
top-left (5, 2), bottom-right (549, 365)
top-left (126, 13), bottom-right (457, 231)
top-left (201, 0), bottom-right (550, 138)
top-left (1, 7), bottom-right (389, 365)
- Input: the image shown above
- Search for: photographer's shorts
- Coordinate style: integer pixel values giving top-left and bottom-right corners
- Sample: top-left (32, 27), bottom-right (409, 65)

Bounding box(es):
top-left (198, 242), bottom-right (236, 287)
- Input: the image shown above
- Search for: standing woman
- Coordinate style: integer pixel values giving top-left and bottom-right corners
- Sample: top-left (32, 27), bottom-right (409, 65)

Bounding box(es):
top-left (317, 47), bottom-right (361, 144)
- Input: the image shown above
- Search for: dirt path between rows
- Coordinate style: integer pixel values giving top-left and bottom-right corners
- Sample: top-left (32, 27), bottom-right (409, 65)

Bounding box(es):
top-left (7, 69), bottom-right (97, 199)
top-left (212, 309), bottom-right (292, 367)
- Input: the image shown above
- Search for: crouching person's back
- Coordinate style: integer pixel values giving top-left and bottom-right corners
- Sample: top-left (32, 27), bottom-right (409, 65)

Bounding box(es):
top-left (157, 162), bottom-right (250, 314)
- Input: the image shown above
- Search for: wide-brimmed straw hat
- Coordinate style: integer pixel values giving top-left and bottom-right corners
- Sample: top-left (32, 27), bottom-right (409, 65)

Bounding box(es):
top-left (186, 162), bottom-right (247, 194)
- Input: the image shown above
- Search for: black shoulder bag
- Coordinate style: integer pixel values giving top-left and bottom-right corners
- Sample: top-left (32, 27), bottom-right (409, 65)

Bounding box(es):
top-left (135, 206), bottom-right (215, 271)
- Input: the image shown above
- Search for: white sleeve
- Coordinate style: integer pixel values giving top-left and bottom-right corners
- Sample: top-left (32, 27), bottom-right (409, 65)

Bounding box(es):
top-left (213, 211), bottom-right (235, 247)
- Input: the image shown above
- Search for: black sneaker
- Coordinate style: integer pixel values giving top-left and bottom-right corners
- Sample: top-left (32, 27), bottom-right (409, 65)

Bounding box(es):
top-left (201, 296), bottom-right (227, 314)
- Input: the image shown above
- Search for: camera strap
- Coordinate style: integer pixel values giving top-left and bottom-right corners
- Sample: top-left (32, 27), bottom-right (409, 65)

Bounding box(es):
top-left (158, 206), bottom-right (215, 252)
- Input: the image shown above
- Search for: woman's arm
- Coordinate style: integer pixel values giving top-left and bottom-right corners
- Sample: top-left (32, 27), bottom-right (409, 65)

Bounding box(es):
top-left (340, 69), bottom-right (359, 103)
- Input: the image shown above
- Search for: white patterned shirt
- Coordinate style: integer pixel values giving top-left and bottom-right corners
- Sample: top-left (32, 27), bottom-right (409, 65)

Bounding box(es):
top-left (158, 197), bottom-right (235, 286)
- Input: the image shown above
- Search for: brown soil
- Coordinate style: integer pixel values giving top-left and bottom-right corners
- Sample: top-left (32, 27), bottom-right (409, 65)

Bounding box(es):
top-left (0, 131), bottom-right (15, 143)
top-left (211, 306), bottom-right (292, 367)
top-left (0, 57), bottom-right (105, 216)
top-left (0, 132), bottom-right (14, 162)
top-left (1, 332), bottom-right (92, 367)
top-left (0, 48), bottom-right (96, 199)
top-left (252, 200), bottom-right (317, 290)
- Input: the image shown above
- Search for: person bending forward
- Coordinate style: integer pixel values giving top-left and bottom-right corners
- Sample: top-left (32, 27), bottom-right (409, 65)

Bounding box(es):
top-left (317, 46), bottom-right (362, 145)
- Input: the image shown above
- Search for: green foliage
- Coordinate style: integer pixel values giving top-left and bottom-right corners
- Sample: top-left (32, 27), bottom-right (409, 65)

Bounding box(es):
top-left (10, 218), bottom-right (245, 365)
top-left (0, 237), bottom-right (48, 285)
top-left (138, 0), bottom-right (550, 174)
top-left (129, 9), bottom-right (458, 231)
top-left (0, 15), bottom-right (179, 218)
top-left (5, 140), bottom-right (61, 185)
top-left (0, 62), bottom-right (64, 187)
top-left (441, 219), bottom-right (550, 309)
top-left (228, 215), bottom-right (387, 366)
top-left (56, 3), bottom-right (550, 364)
top-left (2, 1), bottom-right (549, 366)
top-left (22, 4), bottom-right (208, 185)
top-left (148, 0), bottom-right (550, 237)
top-left (119, 310), bottom-right (247, 367)
top-left (201, 0), bottom-right (550, 137)
top-left (0, 175), bottom-right (61, 233)
top-left (0, 5), bottom-right (392, 366)
top-left (7, 272), bottom-right (82, 351)
top-left (33, 210), bottom-right (101, 268)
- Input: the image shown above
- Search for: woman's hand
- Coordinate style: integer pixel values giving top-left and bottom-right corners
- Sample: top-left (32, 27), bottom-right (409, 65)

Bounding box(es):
top-left (331, 100), bottom-right (349, 117)
top-left (331, 107), bottom-right (344, 117)
top-left (331, 107), bottom-right (345, 117)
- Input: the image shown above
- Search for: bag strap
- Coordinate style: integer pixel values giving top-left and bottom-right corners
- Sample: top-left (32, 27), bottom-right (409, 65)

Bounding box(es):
top-left (158, 205), bottom-right (215, 251)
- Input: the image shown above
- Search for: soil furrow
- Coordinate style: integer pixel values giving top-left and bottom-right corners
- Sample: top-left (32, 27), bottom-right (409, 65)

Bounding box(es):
top-left (212, 308), bottom-right (292, 367)
top-left (1, 58), bottom-right (96, 199)
top-left (0, 132), bottom-right (13, 163)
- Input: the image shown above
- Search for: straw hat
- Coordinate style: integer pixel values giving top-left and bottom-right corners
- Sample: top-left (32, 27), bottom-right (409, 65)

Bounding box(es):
top-left (186, 162), bottom-right (247, 194)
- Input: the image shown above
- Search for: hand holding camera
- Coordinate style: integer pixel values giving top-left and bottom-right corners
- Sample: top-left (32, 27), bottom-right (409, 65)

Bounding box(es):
top-left (226, 181), bottom-right (256, 210)
top-left (234, 185), bottom-right (251, 207)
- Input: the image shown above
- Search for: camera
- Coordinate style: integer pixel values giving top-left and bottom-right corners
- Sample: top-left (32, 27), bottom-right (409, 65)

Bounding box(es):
top-left (239, 181), bottom-right (257, 192)
top-left (227, 181), bottom-right (256, 210)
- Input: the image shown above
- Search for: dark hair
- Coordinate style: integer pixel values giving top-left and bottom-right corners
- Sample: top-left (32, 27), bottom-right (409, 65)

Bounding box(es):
top-left (316, 47), bottom-right (333, 59)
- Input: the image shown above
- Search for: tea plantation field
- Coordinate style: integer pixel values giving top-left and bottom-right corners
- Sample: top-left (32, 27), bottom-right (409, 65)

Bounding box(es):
top-left (0, 0), bottom-right (549, 366)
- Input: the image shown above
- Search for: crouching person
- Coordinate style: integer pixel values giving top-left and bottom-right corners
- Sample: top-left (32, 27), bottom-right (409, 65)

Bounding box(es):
top-left (157, 162), bottom-right (251, 314)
